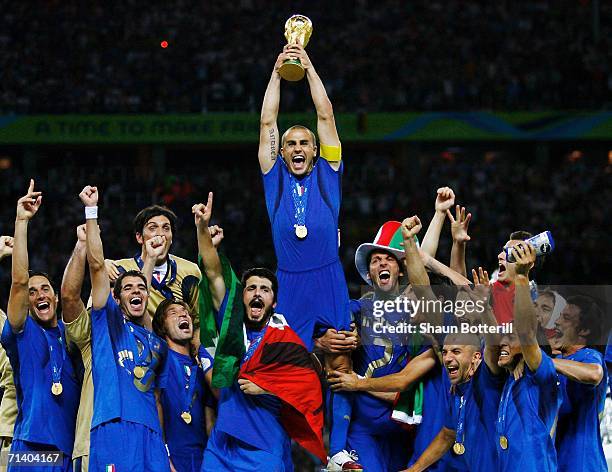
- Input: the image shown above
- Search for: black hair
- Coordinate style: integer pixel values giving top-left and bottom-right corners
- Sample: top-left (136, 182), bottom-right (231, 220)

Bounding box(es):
top-left (241, 267), bottom-right (278, 303)
top-left (566, 295), bottom-right (605, 346)
top-left (133, 205), bottom-right (177, 238)
top-left (152, 298), bottom-right (191, 338)
top-left (28, 270), bottom-right (56, 292)
top-left (113, 270), bottom-right (148, 300)
top-left (509, 230), bottom-right (533, 241)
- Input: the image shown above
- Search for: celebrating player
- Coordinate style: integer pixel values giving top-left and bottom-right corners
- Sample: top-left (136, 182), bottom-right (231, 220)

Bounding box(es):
top-left (495, 242), bottom-right (561, 471)
top-left (195, 193), bottom-right (325, 471)
top-left (405, 269), bottom-right (505, 472)
top-left (0, 180), bottom-right (80, 471)
top-left (259, 43), bottom-right (359, 471)
top-left (81, 185), bottom-right (172, 471)
top-left (153, 299), bottom-right (216, 472)
top-left (551, 295), bottom-right (607, 471)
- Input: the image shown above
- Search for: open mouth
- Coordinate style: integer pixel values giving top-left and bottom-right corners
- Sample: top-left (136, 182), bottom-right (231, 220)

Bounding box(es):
top-left (249, 298), bottom-right (265, 318)
top-left (446, 365), bottom-right (459, 377)
top-left (36, 301), bottom-right (50, 313)
top-left (129, 296), bottom-right (143, 309)
top-left (498, 263), bottom-right (507, 275)
top-left (499, 349), bottom-right (510, 359)
top-left (292, 155), bottom-right (306, 169)
top-left (552, 329), bottom-right (563, 339)
top-left (178, 319), bottom-right (191, 330)
top-left (378, 270), bottom-right (391, 283)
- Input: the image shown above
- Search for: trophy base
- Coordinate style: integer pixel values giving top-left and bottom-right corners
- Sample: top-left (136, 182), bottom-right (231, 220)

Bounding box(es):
top-left (279, 60), bottom-right (305, 81)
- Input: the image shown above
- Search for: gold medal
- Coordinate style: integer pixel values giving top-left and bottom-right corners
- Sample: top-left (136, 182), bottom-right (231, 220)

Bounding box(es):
top-left (181, 411), bottom-right (192, 424)
top-left (295, 225), bottom-right (308, 239)
top-left (499, 435), bottom-right (508, 450)
top-left (133, 366), bottom-right (145, 379)
top-left (452, 442), bottom-right (465, 455)
top-left (51, 382), bottom-right (63, 396)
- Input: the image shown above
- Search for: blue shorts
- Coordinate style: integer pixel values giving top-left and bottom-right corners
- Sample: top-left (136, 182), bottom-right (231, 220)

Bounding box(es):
top-left (89, 420), bottom-right (169, 472)
top-left (8, 439), bottom-right (71, 472)
top-left (202, 429), bottom-right (292, 472)
top-left (170, 446), bottom-right (204, 472)
top-left (276, 260), bottom-right (351, 351)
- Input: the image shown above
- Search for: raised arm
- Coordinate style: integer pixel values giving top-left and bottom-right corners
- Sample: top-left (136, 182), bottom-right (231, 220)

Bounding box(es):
top-left (294, 45), bottom-right (341, 168)
top-left (448, 205), bottom-right (471, 277)
top-left (61, 225), bottom-right (87, 323)
top-left (328, 348), bottom-right (436, 393)
top-left (141, 235), bottom-right (167, 290)
top-left (421, 187), bottom-right (455, 258)
top-left (551, 358), bottom-right (603, 385)
top-left (7, 180), bottom-right (42, 331)
top-left (80, 186), bottom-right (109, 310)
top-left (258, 50), bottom-right (291, 174)
top-left (193, 192), bottom-right (226, 311)
top-left (512, 242), bottom-right (541, 372)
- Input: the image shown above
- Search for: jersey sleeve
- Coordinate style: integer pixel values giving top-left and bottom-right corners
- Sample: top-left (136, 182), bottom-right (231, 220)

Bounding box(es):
top-left (1, 316), bottom-right (44, 360)
top-left (155, 342), bottom-right (170, 390)
top-left (92, 292), bottom-right (123, 326)
top-left (64, 307), bottom-right (91, 350)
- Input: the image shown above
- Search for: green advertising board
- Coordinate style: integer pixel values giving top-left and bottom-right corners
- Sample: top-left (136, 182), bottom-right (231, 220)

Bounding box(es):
top-left (0, 112), bottom-right (610, 144)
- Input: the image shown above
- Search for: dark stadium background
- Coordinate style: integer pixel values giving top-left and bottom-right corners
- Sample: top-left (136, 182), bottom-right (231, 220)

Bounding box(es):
top-left (0, 1), bottom-right (611, 470)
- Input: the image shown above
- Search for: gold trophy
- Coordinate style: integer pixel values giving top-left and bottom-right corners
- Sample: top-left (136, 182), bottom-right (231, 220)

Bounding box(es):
top-left (278, 15), bottom-right (313, 81)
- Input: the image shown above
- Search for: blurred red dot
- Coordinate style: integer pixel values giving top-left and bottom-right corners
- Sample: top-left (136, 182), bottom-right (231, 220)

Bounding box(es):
top-left (160, 41), bottom-right (168, 48)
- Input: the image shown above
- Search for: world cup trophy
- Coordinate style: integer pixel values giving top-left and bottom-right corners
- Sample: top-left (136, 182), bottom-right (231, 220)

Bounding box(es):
top-left (278, 15), bottom-right (313, 81)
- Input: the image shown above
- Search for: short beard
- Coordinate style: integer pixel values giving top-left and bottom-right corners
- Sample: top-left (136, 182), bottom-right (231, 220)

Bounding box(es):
top-left (245, 307), bottom-right (274, 331)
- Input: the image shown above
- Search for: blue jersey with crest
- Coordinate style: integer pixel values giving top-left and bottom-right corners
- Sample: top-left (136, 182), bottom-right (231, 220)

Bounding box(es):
top-left (90, 293), bottom-right (169, 433)
top-left (262, 157), bottom-right (342, 272)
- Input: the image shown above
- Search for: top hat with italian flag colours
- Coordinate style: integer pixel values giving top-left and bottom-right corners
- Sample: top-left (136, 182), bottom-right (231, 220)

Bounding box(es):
top-left (354, 221), bottom-right (418, 285)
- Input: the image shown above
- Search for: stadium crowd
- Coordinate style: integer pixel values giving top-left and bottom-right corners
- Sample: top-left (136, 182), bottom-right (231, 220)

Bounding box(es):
top-left (1, 0), bottom-right (611, 114)
top-left (0, 145), bottom-right (608, 304)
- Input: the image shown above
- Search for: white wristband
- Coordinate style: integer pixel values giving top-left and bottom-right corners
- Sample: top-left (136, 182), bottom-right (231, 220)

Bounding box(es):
top-left (165, 443), bottom-right (170, 457)
top-left (85, 206), bottom-right (98, 219)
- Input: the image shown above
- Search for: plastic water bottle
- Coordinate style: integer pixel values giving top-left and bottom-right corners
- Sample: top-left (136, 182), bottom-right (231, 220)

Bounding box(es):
top-left (505, 231), bottom-right (554, 263)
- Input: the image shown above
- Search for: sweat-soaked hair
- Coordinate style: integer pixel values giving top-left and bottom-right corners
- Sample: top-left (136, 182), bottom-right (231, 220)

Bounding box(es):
top-left (152, 298), bottom-right (191, 339)
top-left (133, 205), bottom-right (177, 238)
top-left (113, 270), bottom-right (148, 300)
top-left (241, 267), bottom-right (278, 303)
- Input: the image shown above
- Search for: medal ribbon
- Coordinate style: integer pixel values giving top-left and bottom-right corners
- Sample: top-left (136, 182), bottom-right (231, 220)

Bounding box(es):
top-left (455, 394), bottom-right (466, 446)
top-left (175, 355), bottom-right (199, 416)
top-left (123, 321), bottom-right (152, 376)
top-left (289, 174), bottom-right (311, 230)
top-left (496, 377), bottom-right (514, 439)
top-left (42, 323), bottom-right (67, 387)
